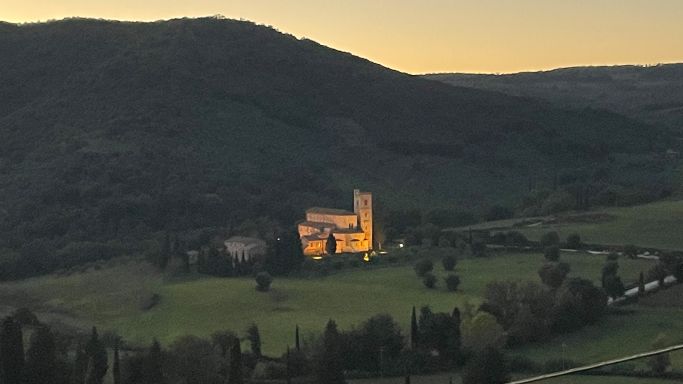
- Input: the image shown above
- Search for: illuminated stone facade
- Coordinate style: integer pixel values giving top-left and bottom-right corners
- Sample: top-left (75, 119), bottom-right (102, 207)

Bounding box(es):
top-left (298, 189), bottom-right (373, 255)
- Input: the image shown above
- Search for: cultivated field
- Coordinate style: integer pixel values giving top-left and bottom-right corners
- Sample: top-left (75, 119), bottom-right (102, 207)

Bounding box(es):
top-left (459, 200), bottom-right (683, 251)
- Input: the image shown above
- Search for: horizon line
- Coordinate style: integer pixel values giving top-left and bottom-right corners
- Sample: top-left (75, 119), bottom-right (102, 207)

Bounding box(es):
top-left (3, 15), bottom-right (682, 76)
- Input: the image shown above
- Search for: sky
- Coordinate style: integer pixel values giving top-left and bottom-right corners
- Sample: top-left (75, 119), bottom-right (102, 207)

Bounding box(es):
top-left (2, 0), bottom-right (683, 74)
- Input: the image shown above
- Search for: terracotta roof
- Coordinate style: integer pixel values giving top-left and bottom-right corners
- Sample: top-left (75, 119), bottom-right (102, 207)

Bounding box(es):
top-left (332, 228), bottom-right (365, 234)
top-left (302, 235), bottom-right (324, 241)
top-left (306, 207), bottom-right (357, 216)
top-left (298, 221), bottom-right (335, 229)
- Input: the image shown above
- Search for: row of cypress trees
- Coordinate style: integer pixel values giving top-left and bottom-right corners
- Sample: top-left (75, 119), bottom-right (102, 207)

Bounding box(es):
top-left (0, 317), bottom-right (107, 384)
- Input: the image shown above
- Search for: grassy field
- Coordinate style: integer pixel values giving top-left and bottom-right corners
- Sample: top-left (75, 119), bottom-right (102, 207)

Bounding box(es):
top-left (0, 251), bottom-right (656, 357)
top-left (460, 200), bottom-right (683, 251)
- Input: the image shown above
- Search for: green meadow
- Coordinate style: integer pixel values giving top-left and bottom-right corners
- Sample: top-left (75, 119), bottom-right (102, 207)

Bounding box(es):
top-left (0, 251), bottom-right (657, 357)
top-left (461, 200), bottom-right (683, 251)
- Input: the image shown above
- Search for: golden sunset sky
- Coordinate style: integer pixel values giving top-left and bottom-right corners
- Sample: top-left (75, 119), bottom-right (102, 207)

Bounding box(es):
top-left (3, 0), bottom-right (683, 74)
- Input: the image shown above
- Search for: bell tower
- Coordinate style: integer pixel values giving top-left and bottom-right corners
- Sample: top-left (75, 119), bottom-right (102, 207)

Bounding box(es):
top-left (353, 189), bottom-right (373, 250)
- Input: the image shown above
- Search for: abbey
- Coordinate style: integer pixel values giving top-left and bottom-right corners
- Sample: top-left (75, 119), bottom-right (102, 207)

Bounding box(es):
top-left (298, 189), bottom-right (373, 255)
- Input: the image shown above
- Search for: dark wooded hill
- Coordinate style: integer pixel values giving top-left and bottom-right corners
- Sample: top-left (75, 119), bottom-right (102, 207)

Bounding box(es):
top-left (427, 64), bottom-right (683, 130)
top-left (0, 17), bottom-right (674, 278)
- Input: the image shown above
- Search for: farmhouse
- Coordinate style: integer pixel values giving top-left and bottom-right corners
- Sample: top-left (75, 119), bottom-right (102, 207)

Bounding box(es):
top-left (298, 189), bottom-right (373, 255)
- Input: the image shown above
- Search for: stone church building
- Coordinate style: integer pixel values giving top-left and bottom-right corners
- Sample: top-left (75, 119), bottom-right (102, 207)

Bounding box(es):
top-left (298, 189), bottom-right (373, 255)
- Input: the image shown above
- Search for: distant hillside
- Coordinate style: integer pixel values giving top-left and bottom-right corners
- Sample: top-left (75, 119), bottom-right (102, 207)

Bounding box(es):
top-left (427, 64), bottom-right (683, 130)
top-left (0, 17), bottom-right (675, 278)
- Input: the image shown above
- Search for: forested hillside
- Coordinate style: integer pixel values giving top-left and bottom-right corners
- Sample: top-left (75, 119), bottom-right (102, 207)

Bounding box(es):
top-left (427, 64), bottom-right (683, 130)
top-left (0, 17), bottom-right (675, 278)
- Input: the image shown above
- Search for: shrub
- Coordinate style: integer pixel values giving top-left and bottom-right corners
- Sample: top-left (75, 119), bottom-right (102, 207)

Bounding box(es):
top-left (565, 233), bottom-right (582, 249)
top-left (441, 253), bottom-right (457, 271)
top-left (13, 308), bottom-right (40, 326)
top-left (255, 272), bottom-right (273, 292)
top-left (538, 262), bottom-right (570, 289)
top-left (445, 274), bottom-right (461, 292)
top-left (461, 347), bottom-right (510, 384)
top-left (414, 258), bottom-right (434, 277)
top-left (544, 246), bottom-right (560, 261)
top-left (623, 244), bottom-right (638, 259)
top-left (540, 232), bottom-right (560, 247)
top-left (423, 272), bottom-right (437, 289)
top-left (470, 241), bottom-right (487, 257)
top-left (606, 252), bottom-right (619, 261)
top-left (506, 231), bottom-right (529, 247)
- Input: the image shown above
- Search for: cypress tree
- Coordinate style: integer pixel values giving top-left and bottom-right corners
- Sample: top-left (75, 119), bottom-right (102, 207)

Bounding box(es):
top-left (246, 324), bottom-right (262, 359)
top-left (84, 327), bottom-right (108, 384)
top-left (410, 306), bottom-right (418, 350)
top-left (326, 233), bottom-right (337, 255)
top-left (639, 271), bottom-right (646, 295)
top-left (71, 344), bottom-right (87, 384)
top-left (285, 346), bottom-right (292, 384)
top-left (295, 325), bottom-right (301, 352)
top-left (0, 316), bottom-right (25, 384)
top-left (316, 320), bottom-right (345, 384)
top-left (145, 340), bottom-right (164, 384)
top-left (25, 325), bottom-right (57, 384)
top-left (112, 342), bottom-right (120, 384)
top-left (450, 307), bottom-right (462, 362)
top-left (228, 338), bottom-right (243, 384)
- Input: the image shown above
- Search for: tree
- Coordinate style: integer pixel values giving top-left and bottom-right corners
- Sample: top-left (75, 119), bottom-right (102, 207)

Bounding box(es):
top-left (441, 253), bottom-right (457, 271)
top-left (540, 231), bottom-right (560, 248)
top-left (422, 272), bottom-right (437, 289)
top-left (1, 316), bottom-right (25, 384)
top-left (228, 338), bottom-right (243, 384)
top-left (72, 344), bottom-right (88, 384)
top-left (295, 325), bottom-right (301, 352)
top-left (624, 244), bottom-right (638, 259)
top-left (168, 336), bottom-right (220, 384)
top-left (538, 262), bottom-right (570, 289)
top-left (565, 233), bottom-right (582, 249)
top-left (603, 274), bottom-right (625, 299)
top-left (112, 341), bottom-right (121, 384)
top-left (648, 263), bottom-right (668, 288)
top-left (212, 331), bottom-right (237, 358)
top-left (246, 324), bottom-right (262, 359)
top-left (325, 233), bottom-right (337, 255)
top-left (414, 258), bottom-right (433, 277)
top-left (316, 320), bottom-right (345, 384)
top-left (344, 314), bottom-right (405, 373)
top-left (410, 306), bottom-right (418, 350)
top-left (267, 231), bottom-right (306, 275)
top-left (255, 272), bottom-right (273, 292)
top-left (145, 340), bottom-right (164, 384)
top-left (461, 347), bottom-right (510, 384)
top-left (461, 312), bottom-right (506, 354)
top-left (648, 334), bottom-right (671, 374)
top-left (638, 271), bottom-right (646, 295)
top-left (25, 325), bottom-right (57, 384)
top-left (470, 241), bottom-right (487, 257)
top-left (551, 278), bottom-right (607, 333)
top-left (445, 274), bottom-right (461, 292)
top-left (543, 246), bottom-right (560, 261)
top-left (601, 261), bottom-right (619, 287)
top-left (85, 327), bottom-right (108, 384)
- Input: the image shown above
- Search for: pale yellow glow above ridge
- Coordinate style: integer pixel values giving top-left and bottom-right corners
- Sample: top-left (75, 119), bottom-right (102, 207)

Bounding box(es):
top-left (2, 0), bottom-right (683, 74)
